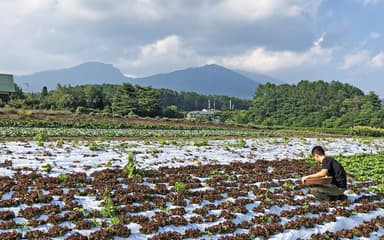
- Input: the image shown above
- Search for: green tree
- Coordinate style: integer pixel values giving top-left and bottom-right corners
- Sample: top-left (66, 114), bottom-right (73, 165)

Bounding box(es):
top-left (135, 86), bottom-right (161, 117)
top-left (112, 83), bottom-right (138, 116)
top-left (41, 86), bottom-right (48, 98)
top-left (248, 80), bottom-right (371, 127)
top-left (163, 105), bottom-right (183, 118)
top-left (11, 83), bottom-right (26, 100)
top-left (84, 85), bottom-right (104, 109)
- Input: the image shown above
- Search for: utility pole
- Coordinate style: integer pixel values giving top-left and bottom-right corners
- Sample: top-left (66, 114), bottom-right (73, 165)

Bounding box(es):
top-left (208, 99), bottom-right (211, 112)
top-left (24, 82), bottom-right (29, 92)
top-left (112, 103), bottom-right (115, 122)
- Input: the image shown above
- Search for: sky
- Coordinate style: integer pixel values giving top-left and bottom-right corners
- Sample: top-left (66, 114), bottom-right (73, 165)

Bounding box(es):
top-left (1, 0), bottom-right (384, 96)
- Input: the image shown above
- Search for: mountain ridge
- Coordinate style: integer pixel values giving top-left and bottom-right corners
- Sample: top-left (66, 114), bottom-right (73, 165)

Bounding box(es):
top-left (15, 62), bottom-right (279, 99)
top-left (131, 64), bottom-right (260, 98)
top-left (15, 62), bottom-right (128, 92)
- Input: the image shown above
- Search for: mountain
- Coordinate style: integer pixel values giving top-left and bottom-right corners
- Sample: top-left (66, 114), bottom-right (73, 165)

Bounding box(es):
top-left (15, 62), bottom-right (269, 99)
top-left (235, 70), bottom-right (284, 85)
top-left (131, 64), bottom-right (259, 99)
top-left (15, 62), bottom-right (128, 92)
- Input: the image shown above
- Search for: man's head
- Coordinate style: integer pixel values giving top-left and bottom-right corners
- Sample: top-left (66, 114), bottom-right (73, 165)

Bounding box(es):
top-left (311, 146), bottom-right (325, 163)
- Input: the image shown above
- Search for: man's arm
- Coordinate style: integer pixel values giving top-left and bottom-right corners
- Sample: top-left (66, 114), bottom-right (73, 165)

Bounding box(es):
top-left (301, 169), bottom-right (328, 183)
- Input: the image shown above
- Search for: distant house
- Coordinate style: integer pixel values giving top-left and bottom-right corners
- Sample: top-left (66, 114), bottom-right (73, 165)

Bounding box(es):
top-left (187, 109), bottom-right (220, 121)
top-left (0, 74), bottom-right (16, 102)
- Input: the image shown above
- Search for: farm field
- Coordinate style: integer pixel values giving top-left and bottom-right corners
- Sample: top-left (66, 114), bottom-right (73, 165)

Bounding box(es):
top-left (0, 118), bottom-right (363, 139)
top-left (0, 137), bottom-right (383, 239)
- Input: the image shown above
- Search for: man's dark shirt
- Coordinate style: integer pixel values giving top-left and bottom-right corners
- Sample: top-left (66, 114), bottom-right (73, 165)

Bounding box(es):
top-left (322, 157), bottom-right (347, 189)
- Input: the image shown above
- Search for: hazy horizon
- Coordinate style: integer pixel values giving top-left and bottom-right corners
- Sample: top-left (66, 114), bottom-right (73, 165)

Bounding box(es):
top-left (1, 1), bottom-right (384, 97)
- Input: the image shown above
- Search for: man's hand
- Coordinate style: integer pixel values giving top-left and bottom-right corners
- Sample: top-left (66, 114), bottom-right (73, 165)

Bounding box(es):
top-left (301, 176), bottom-right (309, 184)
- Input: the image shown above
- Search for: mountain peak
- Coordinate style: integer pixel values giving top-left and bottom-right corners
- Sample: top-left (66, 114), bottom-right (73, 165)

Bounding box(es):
top-left (15, 62), bottom-right (280, 98)
top-left (186, 64), bottom-right (229, 71)
top-left (15, 62), bottom-right (127, 92)
top-left (76, 61), bottom-right (114, 68)
top-left (201, 63), bottom-right (223, 68)
top-left (71, 62), bottom-right (119, 72)
top-left (132, 64), bottom-right (260, 99)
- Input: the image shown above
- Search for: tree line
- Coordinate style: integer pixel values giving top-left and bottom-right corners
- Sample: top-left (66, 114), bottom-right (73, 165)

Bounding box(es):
top-left (245, 80), bottom-right (384, 128)
top-left (4, 83), bottom-right (251, 118)
top-left (3, 80), bottom-right (383, 128)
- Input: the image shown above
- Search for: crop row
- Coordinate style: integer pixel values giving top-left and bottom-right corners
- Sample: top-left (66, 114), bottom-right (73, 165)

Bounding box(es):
top-left (2, 119), bottom-right (382, 137)
top-left (0, 127), bottom-right (273, 138)
top-left (0, 154), bottom-right (383, 239)
top-left (0, 119), bottom-right (224, 130)
top-left (0, 127), bottom-right (354, 139)
top-left (337, 152), bottom-right (384, 193)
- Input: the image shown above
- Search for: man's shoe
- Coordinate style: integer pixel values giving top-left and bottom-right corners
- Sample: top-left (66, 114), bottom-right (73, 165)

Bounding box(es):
top-left (329, 196), bottom-right (338, 201)
top-left (338, 194), bottom-right (348, 201)
top-left (329, 194), bottom-right (347, 201)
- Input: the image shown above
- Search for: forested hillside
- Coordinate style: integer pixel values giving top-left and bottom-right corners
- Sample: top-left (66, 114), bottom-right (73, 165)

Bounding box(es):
top-left (4, 83), bottom-right (250, 118)
top-left (246, 80), bottom-right (384, 128)
top-left (3, 80), bottom-right (383, 129)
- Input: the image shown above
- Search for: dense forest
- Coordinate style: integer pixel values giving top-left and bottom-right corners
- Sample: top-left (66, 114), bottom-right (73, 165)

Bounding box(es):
top-left (2, 80), bottom-right (383, 129)
top-left (3, 83), bottom-right (250, 118)
top-left (246, 81), bottom-right (384, 128)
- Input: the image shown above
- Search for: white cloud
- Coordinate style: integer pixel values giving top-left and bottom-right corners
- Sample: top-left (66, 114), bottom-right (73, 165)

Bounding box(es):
top-left (53, 0), bottom-right (199, 23)
top-left (214, 0), bottom-right (322, 21)
top-left (0, 0), bottom-right (325, 76)
top-left (369, 32), bottom-right (381, 39)
top-left (0, 0), bottom-right (166, 31)
top-left (117, 35), bottom-right (207, 76)
top-left (339, 50), bottom-right (384, 71)
top-left (369, 51), bottom-right (384, 69)
top-left (0, 0), bottom-right (78, 74)
top-left (55, 1), bottom-right (106, 21)
top-left (110, 0), bottom-right (165, 21)
top-left (119, 33), bottom-right (334, 76)
top-left (0, 43), bottom-right (75, 75)
top-left (48, 0), bottom-right (166, 22)
top-left (359, 0), bottom-right (384, 5)
top-left (0, 0), bottom-right (52, 16)
top-left (51, 0), bottom-right (324, 23)
top-left (220, 34), bottom-right (333, 72)
top-left (133, 35), bottom-right (182, 66)
top-left (339, 50), bottom-right (370, 70)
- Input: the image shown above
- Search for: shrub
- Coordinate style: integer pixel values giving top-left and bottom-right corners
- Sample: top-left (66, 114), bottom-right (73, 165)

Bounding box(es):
top-left (34, 129), bottom-right (49, 146)
top-left (124, 152), bottom-right (136, 178)
top-left (174, 182), bottom-right (187, 192)
top-left (349, 126), bottom-right (384, 137)
top-left (101, 189), bottom-right (116, 218)
top-left (42, 163), bottom-right (52, 173)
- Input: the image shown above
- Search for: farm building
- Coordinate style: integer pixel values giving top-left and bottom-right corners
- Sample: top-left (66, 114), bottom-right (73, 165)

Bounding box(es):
top-left (187, 109), bottom-right (221, 121)
top-left (0, 73), bottom-right (16, 102)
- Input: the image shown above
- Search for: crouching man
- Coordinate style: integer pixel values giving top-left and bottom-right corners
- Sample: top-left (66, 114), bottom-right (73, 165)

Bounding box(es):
top-left (301, 146), bottom-right (347, 201)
